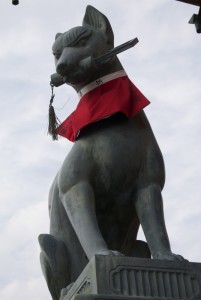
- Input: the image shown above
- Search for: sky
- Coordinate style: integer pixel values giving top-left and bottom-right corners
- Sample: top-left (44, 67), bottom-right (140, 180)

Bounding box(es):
top-left (0, 1), bottom-right (200, 300)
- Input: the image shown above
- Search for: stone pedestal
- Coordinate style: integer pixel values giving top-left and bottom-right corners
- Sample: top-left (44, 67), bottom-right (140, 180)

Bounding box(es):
top-left (64, 255), bottom-right (201, 300)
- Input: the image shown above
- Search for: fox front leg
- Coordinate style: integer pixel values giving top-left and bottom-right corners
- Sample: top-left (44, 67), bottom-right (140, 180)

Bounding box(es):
top-left (135, 184), bottom-right (184, 261)
top-left (60, 180), bottom-right (123, 259)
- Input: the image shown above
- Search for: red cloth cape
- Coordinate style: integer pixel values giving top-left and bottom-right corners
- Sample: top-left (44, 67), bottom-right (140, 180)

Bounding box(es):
top-left (56, 75), bottom-right (150, 142)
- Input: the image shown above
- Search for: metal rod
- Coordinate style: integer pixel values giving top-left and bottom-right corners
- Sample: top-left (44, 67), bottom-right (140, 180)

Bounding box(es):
top-left (93, 38), bottom-right (139, 65)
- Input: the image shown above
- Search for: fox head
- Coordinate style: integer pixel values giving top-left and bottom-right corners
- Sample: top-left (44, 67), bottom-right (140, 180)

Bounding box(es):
top-left (52, 6), bottom-right (123, 91)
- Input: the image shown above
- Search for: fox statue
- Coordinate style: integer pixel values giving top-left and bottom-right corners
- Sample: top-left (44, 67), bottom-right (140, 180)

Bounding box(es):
top-left (39, 5), bottom-right (184, 300)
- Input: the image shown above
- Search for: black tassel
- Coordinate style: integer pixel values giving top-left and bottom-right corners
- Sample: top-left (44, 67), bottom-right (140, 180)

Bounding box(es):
top-left (48, 83), bottom-right (60, 140)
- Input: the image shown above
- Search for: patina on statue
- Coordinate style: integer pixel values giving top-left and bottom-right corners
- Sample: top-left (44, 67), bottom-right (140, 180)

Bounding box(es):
top-left (39, 6), bottom-right (184, 300)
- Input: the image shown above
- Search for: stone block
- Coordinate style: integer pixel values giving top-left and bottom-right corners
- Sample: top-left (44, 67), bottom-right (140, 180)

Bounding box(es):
top-left (64, 255), bottom-right (201, 300)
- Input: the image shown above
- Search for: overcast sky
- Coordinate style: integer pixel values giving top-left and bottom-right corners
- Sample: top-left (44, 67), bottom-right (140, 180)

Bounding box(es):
top-left (0, 1), bottom-right (200, 300)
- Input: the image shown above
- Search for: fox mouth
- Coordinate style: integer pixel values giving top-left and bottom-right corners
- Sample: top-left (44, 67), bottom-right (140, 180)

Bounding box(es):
top-left (63, 69), bottom-right (92, 86)
top-left (57, 55), bottom-right (96, 86)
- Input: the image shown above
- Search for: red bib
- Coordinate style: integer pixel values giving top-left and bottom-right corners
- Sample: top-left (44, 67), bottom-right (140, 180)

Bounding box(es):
top-left (56, 72), bottom-right (150, 142)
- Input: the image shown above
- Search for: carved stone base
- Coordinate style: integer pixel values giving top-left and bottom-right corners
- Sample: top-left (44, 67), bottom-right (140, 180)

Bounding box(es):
top-left (63, 255), bottom-right (201, 300)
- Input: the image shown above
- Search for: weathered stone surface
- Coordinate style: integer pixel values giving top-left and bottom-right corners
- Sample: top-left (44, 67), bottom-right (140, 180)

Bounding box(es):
top-left (64, 255), bottom-right (201, 300)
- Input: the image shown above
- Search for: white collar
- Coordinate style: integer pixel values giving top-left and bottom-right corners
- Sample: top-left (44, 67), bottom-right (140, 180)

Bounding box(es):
top-left (78, 70), bottom-right (127, 99)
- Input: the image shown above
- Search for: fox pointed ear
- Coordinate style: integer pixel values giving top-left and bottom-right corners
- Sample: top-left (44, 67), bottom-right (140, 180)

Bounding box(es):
top-left (82, 5), bottom-right (114, 47)
top-left (55, 33), bottom-right (62, 40)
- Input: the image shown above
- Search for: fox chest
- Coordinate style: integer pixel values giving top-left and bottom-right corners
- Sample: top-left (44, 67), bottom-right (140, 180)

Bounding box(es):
top-left (58, 118), bottom-right (160, 200)
top-left (88, 128), bottom-right (143, 197)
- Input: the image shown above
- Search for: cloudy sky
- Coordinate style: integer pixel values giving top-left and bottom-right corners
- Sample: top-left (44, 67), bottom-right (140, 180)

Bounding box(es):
top-left (0, 0), bottom-right (200, 299)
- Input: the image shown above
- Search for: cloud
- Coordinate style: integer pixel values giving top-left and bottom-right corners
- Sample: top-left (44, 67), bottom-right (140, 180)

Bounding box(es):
top-left (0, 278), bottom-right (49, 300)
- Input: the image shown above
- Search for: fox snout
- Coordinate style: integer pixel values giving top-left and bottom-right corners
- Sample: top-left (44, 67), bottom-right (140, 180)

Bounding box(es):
top-left (56, 61), bottom-right (74, 77)
top-left (55, 48), bottom-right (80, 76)
top-left (55, 50), bottom-right (94, 85)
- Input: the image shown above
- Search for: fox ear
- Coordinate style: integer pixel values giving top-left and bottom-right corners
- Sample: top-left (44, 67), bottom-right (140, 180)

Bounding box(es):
top-left (83, 5), bottom-right (114, 46)
top-left (55, 33), bottom-right (62, 40)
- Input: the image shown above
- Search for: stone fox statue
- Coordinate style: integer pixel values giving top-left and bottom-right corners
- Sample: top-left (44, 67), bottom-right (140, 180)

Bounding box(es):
top-left (39, 5), bottom-right (184, 300)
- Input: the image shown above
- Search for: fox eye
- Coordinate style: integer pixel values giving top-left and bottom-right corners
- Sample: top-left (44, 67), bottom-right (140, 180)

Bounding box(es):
top-left (77, 38), bottom-right (87, 47)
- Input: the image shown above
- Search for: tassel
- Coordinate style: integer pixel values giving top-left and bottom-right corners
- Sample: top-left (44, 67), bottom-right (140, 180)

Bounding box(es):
top-left (48, 83), bottom-right (60, 140)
